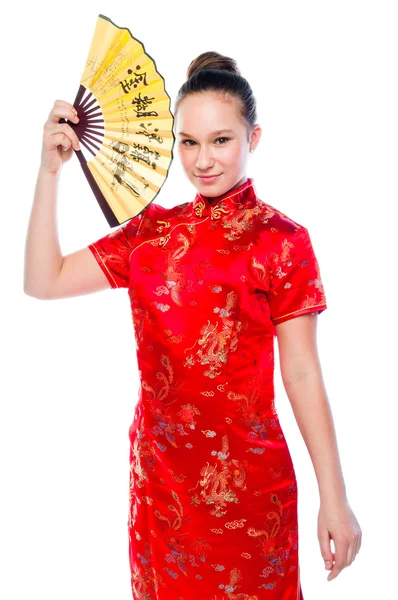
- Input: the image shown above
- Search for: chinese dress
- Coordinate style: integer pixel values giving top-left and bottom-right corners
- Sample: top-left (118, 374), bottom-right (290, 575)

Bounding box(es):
top-left (87, 177), bottom-right (328, 600)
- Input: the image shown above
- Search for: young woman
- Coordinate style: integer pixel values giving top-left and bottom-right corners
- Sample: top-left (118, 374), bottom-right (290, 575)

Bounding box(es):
top-left (25, 51), bottom-right (361, 599)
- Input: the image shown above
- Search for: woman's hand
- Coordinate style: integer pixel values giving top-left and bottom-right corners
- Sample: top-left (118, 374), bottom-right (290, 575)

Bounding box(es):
top-left (318, 498), bottom-right (362, 581)
top-left (41, 99), bottom-right (81, 175)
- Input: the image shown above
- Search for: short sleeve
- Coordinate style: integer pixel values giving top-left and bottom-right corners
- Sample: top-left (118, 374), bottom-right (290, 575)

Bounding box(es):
top-left (267, 226), bottom-right (328, 324)
top-left (87, 213), bottom-right (143, 289)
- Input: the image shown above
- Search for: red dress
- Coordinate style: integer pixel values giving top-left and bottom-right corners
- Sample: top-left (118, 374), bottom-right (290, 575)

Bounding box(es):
top-left (88, 177), bottom-right (327, 600)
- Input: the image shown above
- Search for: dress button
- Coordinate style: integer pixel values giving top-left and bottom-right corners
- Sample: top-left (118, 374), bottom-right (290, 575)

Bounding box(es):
top-left (194, 201), bottom-right (206, 218)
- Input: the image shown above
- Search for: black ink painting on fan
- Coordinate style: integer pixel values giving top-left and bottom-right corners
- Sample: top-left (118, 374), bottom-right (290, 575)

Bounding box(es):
top-left (59, 13), bottom-right (175, 227)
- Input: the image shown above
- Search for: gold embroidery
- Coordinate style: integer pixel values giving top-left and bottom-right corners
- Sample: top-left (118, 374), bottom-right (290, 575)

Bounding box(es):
top-left (188, 434), bottom-right (247, 518)
top-left (250, 254), bottom-right (271, 287)
top-left (158, 233), bottom-right (171, 247)
top-left (211, 204), bottom-right (230, 220)
top-left (152, 488), bottom-right (212, 581)
top-left (183, 291), bottom-right (241, 379)
top-left (246, 492), bottom-right (295, 580)
top-left (214, 568), bottom-right (259, 599)
top-left (222, 210), bottom-right (257, 241)
top-left (225, 519), bottom-right (247, 529)
top-left (156, 219), bottom-right (171, 233)
top-left (194, 200), bottom-right (206, 217)
top-left (130, 544), bottom-right (167, 599)
top-left (162, 232), bottom-right (190, 307)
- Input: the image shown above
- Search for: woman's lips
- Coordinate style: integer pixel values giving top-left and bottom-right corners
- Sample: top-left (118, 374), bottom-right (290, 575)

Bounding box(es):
top-left (196, 174), bottom-right (222, 182)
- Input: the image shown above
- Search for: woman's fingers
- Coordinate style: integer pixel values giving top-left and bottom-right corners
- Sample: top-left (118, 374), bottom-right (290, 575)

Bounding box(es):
top-left (326, 538), bottom-right (345, 581)
top-left (47, 100), bottom-right (79, 126)
top-left (53, 99), bottom-right (78, 115)
top-left (52, 133), bottom-right (73, 152)
top-left (56, 108), bottom-right (79, 124)
top-left (44, 122), bottom-right (81, 151)
top-left (41, 99), bottom-right (82, 172)
top-left (51, 107), bottom-right (79, 125)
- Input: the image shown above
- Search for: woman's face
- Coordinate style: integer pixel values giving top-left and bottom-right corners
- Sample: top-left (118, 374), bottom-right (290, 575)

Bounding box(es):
top-left (175, 91), bottom-right (261, 198)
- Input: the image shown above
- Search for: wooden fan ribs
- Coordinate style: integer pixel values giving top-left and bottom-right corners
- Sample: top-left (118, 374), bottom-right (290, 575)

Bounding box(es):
top-left (71, 86), bottom-right (105, 157)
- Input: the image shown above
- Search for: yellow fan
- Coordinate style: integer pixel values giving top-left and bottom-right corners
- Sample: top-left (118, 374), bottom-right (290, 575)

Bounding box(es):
top-left (60, 14), bottom-right (175, 227)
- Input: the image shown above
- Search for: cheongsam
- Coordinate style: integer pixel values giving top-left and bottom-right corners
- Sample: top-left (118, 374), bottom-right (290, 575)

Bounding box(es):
top-left (87, 177), bottom-right (327, 600)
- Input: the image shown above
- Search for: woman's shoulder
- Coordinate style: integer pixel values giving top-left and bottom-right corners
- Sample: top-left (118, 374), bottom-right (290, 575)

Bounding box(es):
top-left (142, 199), bottom-right (191, 220)
top-left (254, 197), bottom-right (306, 236)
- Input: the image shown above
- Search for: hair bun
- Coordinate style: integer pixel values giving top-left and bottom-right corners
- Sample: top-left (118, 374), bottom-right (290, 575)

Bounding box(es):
top-left (187, 51), bottom-right (240, 80)
top-left (175, 50), bottom-right (257, 137)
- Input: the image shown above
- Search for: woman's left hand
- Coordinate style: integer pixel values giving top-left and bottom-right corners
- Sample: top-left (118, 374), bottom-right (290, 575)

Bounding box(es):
top-left (317, 498), bottom-right (362, 581)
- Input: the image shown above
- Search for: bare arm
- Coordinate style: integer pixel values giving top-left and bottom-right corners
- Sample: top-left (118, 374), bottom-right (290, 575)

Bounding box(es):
top-left (24, 100), bottom-right (111, 299)
top-left (275, 313), bottom-right (362, 581)
top-left (276, 313), bottom-right (346, 503)
top-left (24, 167), bottom-right (62, 298)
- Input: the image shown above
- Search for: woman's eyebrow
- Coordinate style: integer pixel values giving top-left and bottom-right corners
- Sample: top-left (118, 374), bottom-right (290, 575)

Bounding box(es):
top-left (178, 129), bottom-right (235, 137)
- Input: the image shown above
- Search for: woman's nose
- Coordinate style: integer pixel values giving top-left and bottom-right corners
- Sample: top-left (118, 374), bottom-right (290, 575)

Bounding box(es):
top-left (195, 146), bottom-right (214, 169)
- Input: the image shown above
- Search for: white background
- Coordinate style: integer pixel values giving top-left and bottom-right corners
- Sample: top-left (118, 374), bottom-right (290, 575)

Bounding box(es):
top-left (1, 0), bottom-right (397, 598)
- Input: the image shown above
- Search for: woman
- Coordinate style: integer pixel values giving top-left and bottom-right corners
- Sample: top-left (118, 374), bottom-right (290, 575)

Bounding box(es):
top-left (24, 51), bottom-right (361, 599)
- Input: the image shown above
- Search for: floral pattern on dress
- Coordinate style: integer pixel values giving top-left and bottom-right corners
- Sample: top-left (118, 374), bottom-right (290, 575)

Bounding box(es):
top-left (87, 178), bottom-right (325, 599)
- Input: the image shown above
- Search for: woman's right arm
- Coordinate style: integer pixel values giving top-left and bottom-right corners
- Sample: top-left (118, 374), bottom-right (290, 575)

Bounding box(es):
top-left (24, 100), bottom-right (112, 299)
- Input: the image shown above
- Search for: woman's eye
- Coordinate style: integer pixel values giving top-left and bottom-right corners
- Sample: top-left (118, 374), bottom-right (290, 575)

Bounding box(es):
top-left (181, 137), bottom-right (230, 146)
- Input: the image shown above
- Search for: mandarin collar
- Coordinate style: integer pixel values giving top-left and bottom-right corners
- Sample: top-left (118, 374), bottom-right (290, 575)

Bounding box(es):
top-left (191, 177), bottom-right (258, 219)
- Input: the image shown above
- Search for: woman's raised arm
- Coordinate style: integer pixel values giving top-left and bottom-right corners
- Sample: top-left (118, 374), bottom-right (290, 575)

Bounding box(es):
top-left (23, 100), bottom-right (111, 299)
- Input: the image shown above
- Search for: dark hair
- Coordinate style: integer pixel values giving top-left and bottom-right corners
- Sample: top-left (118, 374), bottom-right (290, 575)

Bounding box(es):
top-left (174, 51), bottom-right (257, 142)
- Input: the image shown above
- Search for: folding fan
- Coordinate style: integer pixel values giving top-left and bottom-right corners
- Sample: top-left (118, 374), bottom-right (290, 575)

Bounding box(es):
top-left (59, 14), bottom-right (175, 227)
